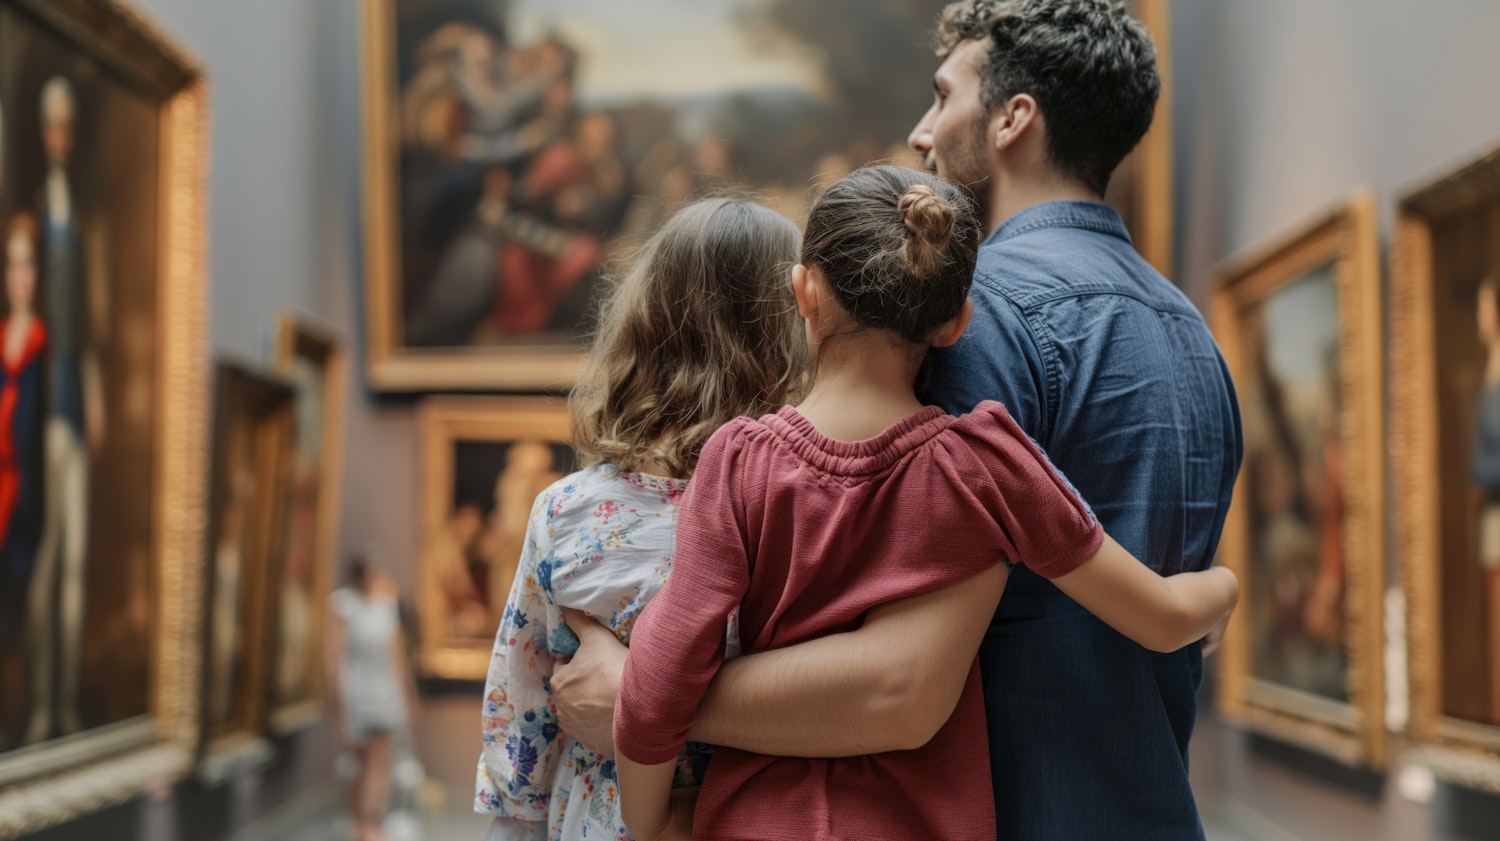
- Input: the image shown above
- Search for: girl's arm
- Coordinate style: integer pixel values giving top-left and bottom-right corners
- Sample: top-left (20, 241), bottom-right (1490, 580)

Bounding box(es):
top-left (1051, 534), bottom-right (1238, 653)
top-left (615, 426), bottom-right (752, 841)
top-left (474, 495), bottom-right (566, 827)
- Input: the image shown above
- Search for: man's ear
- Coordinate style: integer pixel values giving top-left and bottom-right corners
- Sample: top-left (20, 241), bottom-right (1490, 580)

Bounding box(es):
top-left (930, 298), bottom-right (973, 348)
top-left (792, 264), bottom-right (820, 321)
top-left (993, 94), bottom-right (1039, 152)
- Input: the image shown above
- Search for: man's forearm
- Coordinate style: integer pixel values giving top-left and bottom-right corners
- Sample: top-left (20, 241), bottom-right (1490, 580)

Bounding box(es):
top-left (686, 631), bottom-right (910, 757)
top-left (686, 563), bottom-right (1007, 757)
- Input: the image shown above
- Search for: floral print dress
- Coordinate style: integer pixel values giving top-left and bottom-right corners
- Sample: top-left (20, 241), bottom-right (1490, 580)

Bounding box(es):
top-left (475, 463), bottom-right (735, 841)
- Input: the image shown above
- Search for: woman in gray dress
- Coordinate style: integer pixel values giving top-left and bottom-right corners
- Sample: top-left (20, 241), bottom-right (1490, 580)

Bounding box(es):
top-left (327, 556), bottom-right (418, 841)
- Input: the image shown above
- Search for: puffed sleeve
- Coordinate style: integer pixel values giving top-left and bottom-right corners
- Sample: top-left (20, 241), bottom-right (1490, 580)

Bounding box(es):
top-left (614, 421), bottom-right (754, 765)
top-left (473, 489), bottom-right (563, 836)
top-left (958, 401), bottom-right (1104, 579)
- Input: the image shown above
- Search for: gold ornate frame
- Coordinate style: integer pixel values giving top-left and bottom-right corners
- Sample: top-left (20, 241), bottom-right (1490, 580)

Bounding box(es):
top-left (360, 0), bottom-right (586, 392)
top-left (1120, 0), bottom-right (1175, 277)
top-left (0, 0), bottom-right (208, 835)
top-left (197, 362), bottom-right (295, 784)
top-left (266, 315), bottom-right (348, 734)
top-left (417, 397), bottom-right (571, 679)
top-left (1211, 191), bottom-right (1386, 768)
top-left (1393, 142), bottom-right (1500, 793)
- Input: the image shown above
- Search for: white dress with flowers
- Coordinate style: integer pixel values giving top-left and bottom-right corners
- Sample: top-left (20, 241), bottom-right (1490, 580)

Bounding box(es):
top-left (475, 464), bottom-right (735, 841)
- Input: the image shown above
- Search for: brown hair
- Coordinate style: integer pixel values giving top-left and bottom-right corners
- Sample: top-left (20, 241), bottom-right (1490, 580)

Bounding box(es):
top-left (571, 198), bottom-right (806, 478)
top-left (801, 165), bottom-right (981, 344)
top-left (6, 211), bottom-right (37, 247)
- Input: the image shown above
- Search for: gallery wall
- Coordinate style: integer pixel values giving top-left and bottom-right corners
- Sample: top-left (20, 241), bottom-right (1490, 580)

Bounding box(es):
top-left (20, 1), bottom-right (370, 838)
top-left (1175, 1), bottom-right (1500, 839)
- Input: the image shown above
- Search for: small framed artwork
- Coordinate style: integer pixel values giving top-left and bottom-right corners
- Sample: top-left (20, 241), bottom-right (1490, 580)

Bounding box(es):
top-left (360, 0), bottom-right (957, 391)
top-left (1392, 141), bottom-right (1500, 792)
top-left (1212, 191), bottom-right (1386, 768)
top-left (417, 397), bottom-right (573, 680)
top-left (197, 362), bottom-right (295, 782)
top-left (0, 0), bottom-right (209, 834)
top-left (265, 314), bottom-right (348, 735)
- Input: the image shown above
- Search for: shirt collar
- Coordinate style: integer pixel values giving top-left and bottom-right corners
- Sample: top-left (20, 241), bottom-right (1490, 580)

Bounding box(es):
top-left (985, 200), bottom-right (1132, 247)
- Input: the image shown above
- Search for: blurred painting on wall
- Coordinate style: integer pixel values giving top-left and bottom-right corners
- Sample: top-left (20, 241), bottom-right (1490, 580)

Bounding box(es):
top-left (417, 398), bottom-right (572, 680)
top-left (1213, 192), bottom-right (1386, 768)
top-left (362, 0), bottom-right (952, 391)
top-left (0, 0), bottom-right (208, 829)
top-left (1395, 143), bottom-right (1500, 791)
top-left (199, 362), bottom-right (294, 772)
top-left (266, 316), bottom-right (347, 734)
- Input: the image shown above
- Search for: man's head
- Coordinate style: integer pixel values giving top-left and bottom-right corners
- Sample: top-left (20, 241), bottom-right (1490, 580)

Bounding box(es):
top-left (41, 76), bottom-right (75, 168)
top-left (910, 0), bottom-right (1160, 219)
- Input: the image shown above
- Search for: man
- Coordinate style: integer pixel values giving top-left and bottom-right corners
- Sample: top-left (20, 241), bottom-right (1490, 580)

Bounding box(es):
top-left (25, 75), bottom-right (102, 744)
top-left (551, 2), bottom-right (1241, 838)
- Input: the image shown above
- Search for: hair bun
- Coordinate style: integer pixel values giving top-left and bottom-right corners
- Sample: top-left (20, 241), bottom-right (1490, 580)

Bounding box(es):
top-left (898, 184), bottom-right (956, 278)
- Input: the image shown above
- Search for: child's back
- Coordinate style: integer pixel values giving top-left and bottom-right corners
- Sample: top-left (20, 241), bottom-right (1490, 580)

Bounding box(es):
top-left (476, 464), bottom-right (707, 840)
top-left (617, 402), bottom-right (1102, 840)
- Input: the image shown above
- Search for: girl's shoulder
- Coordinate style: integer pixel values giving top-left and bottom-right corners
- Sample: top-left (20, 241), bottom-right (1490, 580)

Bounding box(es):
top-left (941, 400), bottom-right (1052, 472)
top-left (535, 463), bottom-right (687, 522)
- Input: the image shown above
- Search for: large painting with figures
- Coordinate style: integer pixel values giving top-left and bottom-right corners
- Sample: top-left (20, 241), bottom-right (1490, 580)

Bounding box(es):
top-left (1212, 192), bottom-right (1386, 768)
top-left (0, 0), bottom-right (208, 835)
top-left (361, 0), bottom-right (1175, 391)
top-left (417, 398), bottom-right (573, 679)
top-left (1393, 142), bottom-right (1500, 793)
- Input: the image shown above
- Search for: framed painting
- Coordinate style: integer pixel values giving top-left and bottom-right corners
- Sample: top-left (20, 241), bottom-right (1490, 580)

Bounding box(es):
top-left (265, 314), bottom-right (348, 735)
top-left (417, 397), bottom-right (573, 679)
top-left (1393, 141), bottom-right (1500, 792)
top-left (197, 362), bottom-right (295, 782)
top-left (0, 0), bottom-right (208, 835)
top-left (361, 0), bottom-right (957, 391)
top-left (1211, 191), bottom-right (1385, 768)
top-left (1106, 0), bottom-right (1174, 276)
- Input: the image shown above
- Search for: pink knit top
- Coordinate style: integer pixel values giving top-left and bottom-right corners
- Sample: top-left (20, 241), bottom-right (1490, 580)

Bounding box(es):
top-left (615, 401), bottom-right (1104, 841)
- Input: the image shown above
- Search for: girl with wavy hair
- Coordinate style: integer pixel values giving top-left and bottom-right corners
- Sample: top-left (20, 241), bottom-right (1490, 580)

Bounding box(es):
top-left (612, 166), bottom-right (1239, 841)
top-left (474, 197), bottom-right (805, 841)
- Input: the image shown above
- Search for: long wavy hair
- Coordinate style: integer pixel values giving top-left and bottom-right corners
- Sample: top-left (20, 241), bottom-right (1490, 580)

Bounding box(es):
top-left (570, 198), bottom-right (806, 478)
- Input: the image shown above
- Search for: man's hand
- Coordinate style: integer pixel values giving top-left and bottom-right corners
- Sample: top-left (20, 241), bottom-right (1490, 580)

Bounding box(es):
top-left (553, 608), bottom-right (627, 754)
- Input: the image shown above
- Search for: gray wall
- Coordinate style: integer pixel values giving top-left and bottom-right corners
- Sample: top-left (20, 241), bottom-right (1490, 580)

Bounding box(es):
top-left (1176, 1), bottom-right (1500, 839)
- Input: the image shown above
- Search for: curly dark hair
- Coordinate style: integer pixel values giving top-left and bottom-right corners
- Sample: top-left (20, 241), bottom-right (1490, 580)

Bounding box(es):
top-left (936, 0), bottom-right (1160, 195)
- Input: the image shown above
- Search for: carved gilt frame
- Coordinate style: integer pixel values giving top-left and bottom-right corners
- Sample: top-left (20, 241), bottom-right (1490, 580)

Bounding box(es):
top-left (1393, 142), bottom-right (1500, 793)
top-left (0, 0), bottom-right (208, 834)
top-left (1212, 191), bottom-right (1386, 768)
top-left (416, 397), bottom-right (571, 680)
top-left (197, 362), bottom-right (296, 784)
top-left (267, 315), bottom-right (348, 734)
top-left (1123, 0), bottom-right (1174, 277)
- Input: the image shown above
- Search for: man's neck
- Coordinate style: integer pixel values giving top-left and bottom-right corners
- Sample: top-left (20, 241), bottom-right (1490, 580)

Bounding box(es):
top-left (985, 175), bottom-right (1101, 236)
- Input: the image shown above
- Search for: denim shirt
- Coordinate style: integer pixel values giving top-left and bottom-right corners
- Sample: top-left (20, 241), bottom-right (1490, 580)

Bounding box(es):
top-left (925, 201), bottom-right (1243, 841)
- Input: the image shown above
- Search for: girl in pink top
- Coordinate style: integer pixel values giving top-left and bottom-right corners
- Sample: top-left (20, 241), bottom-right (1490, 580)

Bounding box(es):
top-left (614, 166), bottom-right (1240, 841)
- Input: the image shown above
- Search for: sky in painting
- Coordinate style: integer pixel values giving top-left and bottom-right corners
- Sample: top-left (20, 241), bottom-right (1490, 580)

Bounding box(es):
top-left (511, 0), bottom-right (822, 103)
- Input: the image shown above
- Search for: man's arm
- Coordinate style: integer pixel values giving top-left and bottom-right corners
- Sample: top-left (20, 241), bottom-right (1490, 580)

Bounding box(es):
top-left (553, 562), bottom-right (1006, 758)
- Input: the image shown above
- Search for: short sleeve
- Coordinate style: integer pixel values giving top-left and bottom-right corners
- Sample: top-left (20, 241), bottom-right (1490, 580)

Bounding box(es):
top-left (614, 421), bottom-right (754, 766)
top-left (958, 401), bottom-right (1103, 579)
top-left (474, 491), bottom-right (565, 827)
